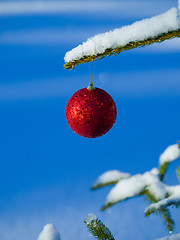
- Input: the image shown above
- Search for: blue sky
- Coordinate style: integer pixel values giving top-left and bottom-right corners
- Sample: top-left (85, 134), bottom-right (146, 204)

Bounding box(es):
top-left (0, 1), bottom-right (180, 239)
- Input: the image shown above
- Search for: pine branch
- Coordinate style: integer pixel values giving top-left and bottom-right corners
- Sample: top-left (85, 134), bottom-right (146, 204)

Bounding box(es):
top-left (91, 144), bottom-right (180, 232)
top-left (101, 190), bottom-right (146, 211)
top-left (84, 214), bottom-right (115, 240)
top-left (64, 29), bottom-right (180, 70)
top-left (91, 180), bottom-right (119, 191)
top-left (161, 209), bottom-right (175, 233)
top-left (159, 162), bottom-right (170, 181)
top-left (145, 195), bottom-right (180, 218)
top-left (145, 206), bottom-right (175, 232)
top-left (159, 143), bottom-right (180, 180)
top-left (99, 170), bottom-right (167, 211)
top-left (141, 189), bottom-right (159, 203)
top-left (142, 189), bottom-right (174, 231)
top-left (101, 200), bottom-right (119, 211)
top-left (91, 170), bottom-right (130, 190)
top-left (176, 167), bottom-right (180, 182)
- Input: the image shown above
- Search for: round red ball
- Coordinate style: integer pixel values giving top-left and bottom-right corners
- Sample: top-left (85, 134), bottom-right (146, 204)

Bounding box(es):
top-left (66, 84), bottom-right (117, 138)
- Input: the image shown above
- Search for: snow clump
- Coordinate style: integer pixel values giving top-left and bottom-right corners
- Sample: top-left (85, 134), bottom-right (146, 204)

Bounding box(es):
top-left (105, 168), bottom-right (168, 205)
top-left (84, 213), bottom-right (97, 225)
top-left (37, 224), bottom-right (61, 240)
top-left (92, 170), bottom-right (130, 189)
top-left (159, 144), bottom-right (180, 166)
top-left (145, 185), bottom-right (180, 214)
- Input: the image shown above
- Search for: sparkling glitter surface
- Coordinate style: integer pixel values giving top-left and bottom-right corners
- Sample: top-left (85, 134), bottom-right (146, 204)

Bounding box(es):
top-left (66, 87), bottom-right (117, 138)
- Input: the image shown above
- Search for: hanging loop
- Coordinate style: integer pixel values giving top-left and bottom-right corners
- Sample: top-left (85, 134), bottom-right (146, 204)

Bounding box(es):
top-left (89, 61), bottom-right (95, 83)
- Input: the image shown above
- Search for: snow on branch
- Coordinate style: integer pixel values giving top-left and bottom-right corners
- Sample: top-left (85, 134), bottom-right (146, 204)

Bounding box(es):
top-left (84, 213), bottom-right (115, 240)
top-left (145, 185), bottom-right (180, 215)
top-left (91, 170), bottom-right (130, 190)
top-left (101, 168), bottom-right (168, 211)
top-left (159, 144), bottom-right (180, 180)
top-left (64, 8), bottom-right (180, 70)
top-left (92, 143), bottom-right (180, 232)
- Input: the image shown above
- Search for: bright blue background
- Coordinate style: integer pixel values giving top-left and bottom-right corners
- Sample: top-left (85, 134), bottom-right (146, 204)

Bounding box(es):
top-left (0, 1), bottom-right (180, 239)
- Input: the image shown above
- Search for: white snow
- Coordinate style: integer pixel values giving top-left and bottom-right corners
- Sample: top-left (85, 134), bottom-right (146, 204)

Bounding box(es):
top-left (94, 144), bottom-right (180, 209)
top-left (106, 174), bottom-right (145, 204)
top-left (37, 224), bottom-right (61, 240)
top-left (156, 233), bottom-right (180, 240)
top-left (92, 170), bottom-right (130, 188)
top-left (145, 185), bottom-right (180, 214)
top-left (105, 168), bottom-right (168, 206)
top-left (143, 170), bottom-right (168, 200)
top-left (159, 144), bottom-right (180, 166)
top-left (84, 213), bottom-right (97, 224)
top-left (64, 8), bottom-right (180, 63)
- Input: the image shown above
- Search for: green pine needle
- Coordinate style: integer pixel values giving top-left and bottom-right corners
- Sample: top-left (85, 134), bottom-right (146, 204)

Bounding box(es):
top-left (91, 180), bottom-right (120, 190)
top-left (145, 207), bottom-right (174, 232)
top-left (161, 208), bottom-right (175, 233)
top-left (159, 162), bottom-right (169, 181)
top-left (176, 167), bottom-right (180, 182)
top-left (141, 188), bottom-right (159, 203)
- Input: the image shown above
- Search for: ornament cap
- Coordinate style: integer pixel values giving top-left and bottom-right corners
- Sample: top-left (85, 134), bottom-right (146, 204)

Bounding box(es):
top-left (87, 81), bottom-right (95, 90)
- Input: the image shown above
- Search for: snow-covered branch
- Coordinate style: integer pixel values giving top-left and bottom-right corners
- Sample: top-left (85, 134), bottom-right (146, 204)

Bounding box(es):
top-left (159, 144), bottom-right (180, 180)
top-left (101, 168), bottom-right (168, 211)
top-left (92, 144), bottom-right (180, 231)
top-left (64, 8), bottom-right (180, 70)
top-left (84, 213), bottom-right (115, 240)
top-left (91, 170), bottom-right (130, 190)
top-left (145, 185), bottom-right (180, 215)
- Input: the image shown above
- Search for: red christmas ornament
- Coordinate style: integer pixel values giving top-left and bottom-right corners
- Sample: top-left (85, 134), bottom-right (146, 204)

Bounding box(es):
top-left (66, 82), bottom-right (117, 138)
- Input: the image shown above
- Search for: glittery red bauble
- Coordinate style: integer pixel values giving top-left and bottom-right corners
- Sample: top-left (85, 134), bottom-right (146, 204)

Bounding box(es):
top-left (66, 85), bottom-right (117, 138)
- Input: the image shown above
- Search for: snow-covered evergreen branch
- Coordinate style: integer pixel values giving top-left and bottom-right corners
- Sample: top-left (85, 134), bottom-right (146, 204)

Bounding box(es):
top-left (64, 8), bottom-right (180, 70)
top-left (84, 213), bottom-right (115, 240)
top-left (91, 144), bottom-right (180, 231)
top-left (91, 170), bottom-right (130, 190)
top-left (145, 185), bottom-right (180, 215)
top-left (159, 144), bottom-right (180, 180)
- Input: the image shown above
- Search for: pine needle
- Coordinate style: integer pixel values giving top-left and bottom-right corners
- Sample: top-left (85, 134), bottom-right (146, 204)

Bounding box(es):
top-left (176, 167), bottom-right (180, 182)
top-left (145, 207), bottom-right (175, 232)
top-left (161, 209), bottom-right (175, 232)
top-left (159, 162), bottom-right (170, 181)
top-left (91, 180), bottom-right (120, 190)
top-left (178, 141), bottom-right (180, 149)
